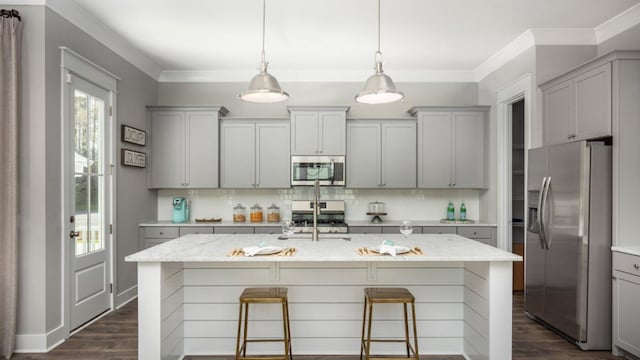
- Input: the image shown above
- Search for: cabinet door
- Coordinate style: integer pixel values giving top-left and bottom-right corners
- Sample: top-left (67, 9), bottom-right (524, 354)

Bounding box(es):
top-left (256, 121), bottom-right (291, 188)
top-left (319, 111), bottom-right (346, 155)
top-left (220, 122), bottom-right (255, 188)
top-left (418, 112), bottom-right (452, 188)
top-left (575, 63), bottom-right (612, 141)
top-left (186, 112), bottom-right (219, 188)
top-left (346, 122), bottom-right (381, 188)
top-left (544, 80), bottom-right (574, 145)
top-left (382, 121), bottom-right (416, 188)
top-left (291, 112), bottom-right (319, 155)
top-left (453, 112), bottom-right (485, 188)
top-left (149, 111), bottom-right (185, 188)
top-left (614, 271), bottom-right (640, 356)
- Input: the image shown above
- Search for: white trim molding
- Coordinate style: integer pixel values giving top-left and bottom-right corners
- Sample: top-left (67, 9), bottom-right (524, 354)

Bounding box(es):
top-left (496, 73), bottom-right (532, 252)
top-left (116, 285), bottom-right (138, 309)
top-left (596, 3), bottom-right (640, 44)
top-left (15, 325), bottom-right (66, 353)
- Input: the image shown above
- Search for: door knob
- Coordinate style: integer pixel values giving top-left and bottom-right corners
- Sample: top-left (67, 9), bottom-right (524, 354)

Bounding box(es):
top-left (69, 230), bottom-right (80, 238)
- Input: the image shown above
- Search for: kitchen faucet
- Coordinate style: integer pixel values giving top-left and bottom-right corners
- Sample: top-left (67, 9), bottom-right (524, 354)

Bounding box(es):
top-left (312, 179), bottom-right (320, 241)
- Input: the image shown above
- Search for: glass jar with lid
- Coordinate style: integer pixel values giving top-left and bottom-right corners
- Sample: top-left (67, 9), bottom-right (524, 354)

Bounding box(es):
top-left (250, 203), bottom-right (263, 222)
top-left (233, 203), bottom-right (246, 223)
top-left (267, 203), bottom-right (280, 223)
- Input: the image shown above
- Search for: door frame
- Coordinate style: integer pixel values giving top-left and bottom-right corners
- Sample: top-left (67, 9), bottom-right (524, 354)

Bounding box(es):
top-left (496, 73), bottom-right (532, 252)
top-left (60, 47), bottom-right (120, 337)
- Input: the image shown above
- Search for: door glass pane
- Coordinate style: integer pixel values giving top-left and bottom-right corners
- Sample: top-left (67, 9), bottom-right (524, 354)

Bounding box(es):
top-left (89, 96), bottom-right (104, 174)
top-left (74, 174), bottom-right (89, 256)
top-left (74, 90), bottom-right (90, 171)
top-left (89, 175), bottom-right (103, 252)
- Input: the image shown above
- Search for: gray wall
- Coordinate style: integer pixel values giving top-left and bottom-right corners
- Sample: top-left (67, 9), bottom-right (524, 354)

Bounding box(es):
top-left (15, 5), bottom-right (158, 339)
top-left (158, 82), bottom-right (478, 117)
top-left (536, 45), bottom-right (597, 85)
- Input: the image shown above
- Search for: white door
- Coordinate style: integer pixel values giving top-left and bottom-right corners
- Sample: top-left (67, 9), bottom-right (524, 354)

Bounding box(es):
top-left (67, 75), bottom-right (112, 330)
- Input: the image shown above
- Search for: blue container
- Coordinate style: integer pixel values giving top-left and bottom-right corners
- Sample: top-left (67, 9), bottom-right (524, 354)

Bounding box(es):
top-left (172, 197), bottom-right (189, 223)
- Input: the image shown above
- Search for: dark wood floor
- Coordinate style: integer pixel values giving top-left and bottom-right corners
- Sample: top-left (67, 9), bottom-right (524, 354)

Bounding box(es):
top-left (11, 292), bottom-right (620, 359)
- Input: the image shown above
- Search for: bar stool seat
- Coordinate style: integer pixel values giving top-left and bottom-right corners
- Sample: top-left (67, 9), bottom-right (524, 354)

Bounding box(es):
top-left (361, 288), bottom-right (419, 360)
top-left (236, 287), bottom-right (292, 360)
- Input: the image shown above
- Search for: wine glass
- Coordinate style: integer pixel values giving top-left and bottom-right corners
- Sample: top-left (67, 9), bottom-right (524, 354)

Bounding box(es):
top-left (399, 220), bottom-right (413, 238)
top-left (281, 220), bottom-right (296, 238)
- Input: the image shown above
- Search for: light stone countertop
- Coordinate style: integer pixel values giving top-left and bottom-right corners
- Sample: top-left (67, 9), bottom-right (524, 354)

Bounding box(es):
top-left (612, 246), bottom-right (640, 257)
top-left (125, 234), bottom-right (521, 263)
top-left (139, 220), bottom-right (497, 227)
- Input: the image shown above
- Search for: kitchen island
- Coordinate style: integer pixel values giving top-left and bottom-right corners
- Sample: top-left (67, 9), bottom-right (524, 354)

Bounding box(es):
top-left (126, 234), bottom-right (521, 360)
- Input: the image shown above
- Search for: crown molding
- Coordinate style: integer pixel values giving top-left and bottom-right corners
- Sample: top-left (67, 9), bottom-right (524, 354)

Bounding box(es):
top-left (158, 69), bottom-right (476, 83)
top-left (595, 3), bottom-right (640, 43)
top-left (473, 29), bottom-right (536, 82)
top-left (44, 0), bottom-right (161, 80)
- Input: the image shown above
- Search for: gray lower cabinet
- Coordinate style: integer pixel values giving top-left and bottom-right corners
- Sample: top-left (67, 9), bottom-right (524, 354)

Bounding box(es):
top-left (179, 227), bottom-right (213, 236)
top-left (422, 226), bottom-right (457, 234)
top-left (254, 226), bottom-right (281, 234)
top-left (613, 251), bottom-right (640, 358)
top-left (346, 120), bottom-right (416, 188)
top-left (214, 226), bottom-right (255, 234)
top-left (140, 226), bottom-right (179, 249)
top-left (457, 226), bottom-right (496, 247)
top-left (220, 119), bottom-right (290, 188)
top-left (147, 107), bottom-right (227, 188)
top-left (348, 226), bottom-right (382, 234)
top-left (409, 107), bottom-right (488, 189)
top-left (382, 226), bottom-right (423, 234)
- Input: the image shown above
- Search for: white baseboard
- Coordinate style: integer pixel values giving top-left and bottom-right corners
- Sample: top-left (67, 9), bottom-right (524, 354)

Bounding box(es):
top-left (115, 284), bottom-right (137, 309)
top-left (15, 324), bottom-right (66, 353)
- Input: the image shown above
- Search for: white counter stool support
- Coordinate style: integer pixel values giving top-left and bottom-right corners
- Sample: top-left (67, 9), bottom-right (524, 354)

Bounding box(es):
top-left (360, 287), bottom-right (419, 360)
top-left (235, 287), bottom-right (292, 360)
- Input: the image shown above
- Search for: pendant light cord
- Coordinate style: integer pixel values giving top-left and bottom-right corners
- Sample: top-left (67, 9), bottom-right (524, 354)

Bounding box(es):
top-left (259, 0), bottom-right (268, 70)
top-left (377, 0), bottom-right (381, 54)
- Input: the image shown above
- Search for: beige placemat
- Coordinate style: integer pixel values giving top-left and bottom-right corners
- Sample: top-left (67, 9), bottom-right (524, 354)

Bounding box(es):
top-left (356, 246), bottom-right (423, 256)
top-left (227, 248), bottom-right (297, 257)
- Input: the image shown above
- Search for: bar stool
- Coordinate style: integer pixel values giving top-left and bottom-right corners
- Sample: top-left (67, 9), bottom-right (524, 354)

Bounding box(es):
top-left (360, 287), bottom-right (419, 360)
top-left (235, 287), bottom-right (292, 360)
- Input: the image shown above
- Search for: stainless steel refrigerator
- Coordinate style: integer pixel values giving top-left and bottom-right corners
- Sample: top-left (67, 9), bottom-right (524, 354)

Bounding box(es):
top-left (525, 140), bottom-right (611, 350)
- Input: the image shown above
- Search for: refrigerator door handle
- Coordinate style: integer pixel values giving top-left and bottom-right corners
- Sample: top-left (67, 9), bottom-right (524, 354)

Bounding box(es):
top-left (541, 176), bottom-right (552, 249)
top-left (537, 176), bottom-right (548, 250)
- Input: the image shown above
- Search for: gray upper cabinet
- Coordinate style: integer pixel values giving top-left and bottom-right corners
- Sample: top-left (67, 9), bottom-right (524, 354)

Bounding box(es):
top-left (148, 106), bottom-right (227, 189)
top-left (542, 63), bottom-right (612, 145)
top-left (289, 106), bottom-right (349, 155)
top-left (346, 120), bottom-right (416, 188)
top-left (220, 119), bottom-right (290, 188)
top-left (410, 107), bottom-right (488, 189)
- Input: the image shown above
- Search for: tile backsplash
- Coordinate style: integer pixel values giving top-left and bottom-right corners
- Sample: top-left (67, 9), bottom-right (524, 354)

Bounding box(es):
top-left (156, 188), bottom-right (481, 222)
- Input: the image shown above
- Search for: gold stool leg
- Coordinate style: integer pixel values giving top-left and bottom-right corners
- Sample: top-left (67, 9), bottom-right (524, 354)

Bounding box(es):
top-left (360, 296), bottom-right (367, 360)
top-left (243, 302), bottom-right (250, 357)
top-left (282, 300), bottom-right (289, 360)
top-left (236, 301), bottom-right (244, 360)
top-left (285, 299), bottom-right (292, 360)
top-left (365, 301), bottom-right (374, 360)
top-left (411, 301), bottom-right (419, 360)
top-left (403, 303), bottom-right (410, 358)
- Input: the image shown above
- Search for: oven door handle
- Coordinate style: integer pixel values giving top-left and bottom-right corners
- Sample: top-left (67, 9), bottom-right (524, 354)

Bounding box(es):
top-left (330, 160), bottom-right (335, 185)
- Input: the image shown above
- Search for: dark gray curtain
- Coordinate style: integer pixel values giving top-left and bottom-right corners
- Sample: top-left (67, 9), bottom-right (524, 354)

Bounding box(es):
top-left (0, 9), bottom-right (22, 359)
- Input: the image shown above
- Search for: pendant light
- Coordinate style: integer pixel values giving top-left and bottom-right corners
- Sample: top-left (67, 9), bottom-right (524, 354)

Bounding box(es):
top-left (355, 0), bottom-right (404, 104)
top-left (239, 0), bottom-right (289, 103)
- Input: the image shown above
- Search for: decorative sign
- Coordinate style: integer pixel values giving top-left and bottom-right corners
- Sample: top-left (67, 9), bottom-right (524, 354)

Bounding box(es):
top-left (121, 149), bottom-right (146, 168)
top-left (121, 124), bottom-right (146, 146)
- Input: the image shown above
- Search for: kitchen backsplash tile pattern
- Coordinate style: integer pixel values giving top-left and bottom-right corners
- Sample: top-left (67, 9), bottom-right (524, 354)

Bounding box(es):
top-left (157, 189), bottom-right (482, 222)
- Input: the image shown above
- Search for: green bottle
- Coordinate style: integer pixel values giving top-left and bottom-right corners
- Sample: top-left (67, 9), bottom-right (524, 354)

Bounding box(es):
top-left (460, 201), bottom-right (467, 221)
top-left (447, 201), bottom-right (455, 220)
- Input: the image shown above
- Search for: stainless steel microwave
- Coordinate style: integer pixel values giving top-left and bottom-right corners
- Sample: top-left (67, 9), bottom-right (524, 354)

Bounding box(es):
top-left (291, 156), bottom-right (345, 186)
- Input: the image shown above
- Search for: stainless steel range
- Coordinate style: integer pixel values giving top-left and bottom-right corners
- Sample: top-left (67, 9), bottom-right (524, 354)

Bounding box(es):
top-left (291, 200), bottom-right (348, 234)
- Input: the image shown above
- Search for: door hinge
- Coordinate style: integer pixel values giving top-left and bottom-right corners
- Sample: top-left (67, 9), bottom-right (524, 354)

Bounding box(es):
top-left (65, 73), bottom-right (73, 84)
top-left (109, 224), bottom-right (113, 234)
top-left (109, 283), bottom-right (113, 293)
top-left (109, 106), bottom-right (113, 116)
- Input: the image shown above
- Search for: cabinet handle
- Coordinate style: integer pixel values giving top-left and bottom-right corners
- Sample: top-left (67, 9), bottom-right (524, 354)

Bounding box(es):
top-left (567, 134), bottom-right (572, 139)
top-left (634, 264), bottom-right (639, 270)
top-left (452, 183), bottom-right (456, 187)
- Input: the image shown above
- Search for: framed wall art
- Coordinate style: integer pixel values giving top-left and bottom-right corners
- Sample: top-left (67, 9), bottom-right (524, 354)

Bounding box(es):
top-left (121, 124), bottom-right (146, 146)
top-left (121, 149), bottom-right (146, 168)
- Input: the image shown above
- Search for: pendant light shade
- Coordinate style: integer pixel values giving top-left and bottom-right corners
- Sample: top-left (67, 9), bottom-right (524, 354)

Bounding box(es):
top-left (355, 0), bottom-right (403, 105)
top-left (239, 0), bottom-right (289, 103)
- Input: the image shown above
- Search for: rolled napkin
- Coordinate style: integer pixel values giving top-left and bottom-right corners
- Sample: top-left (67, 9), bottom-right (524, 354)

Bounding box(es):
top-left (378, 240), bottom-right (397, 257)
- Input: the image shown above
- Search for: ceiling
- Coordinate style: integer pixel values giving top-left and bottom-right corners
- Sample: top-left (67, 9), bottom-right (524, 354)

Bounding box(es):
top-left (63, 0), bottom-right (640, 81)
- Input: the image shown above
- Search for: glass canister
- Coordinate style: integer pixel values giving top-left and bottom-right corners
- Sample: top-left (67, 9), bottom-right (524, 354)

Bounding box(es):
top-left (233, 203), bottom-right (246, 223)
top-left (250, 203), bottom-right (263, 222)
top-left (267, 203), bottom-right (280, 223)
